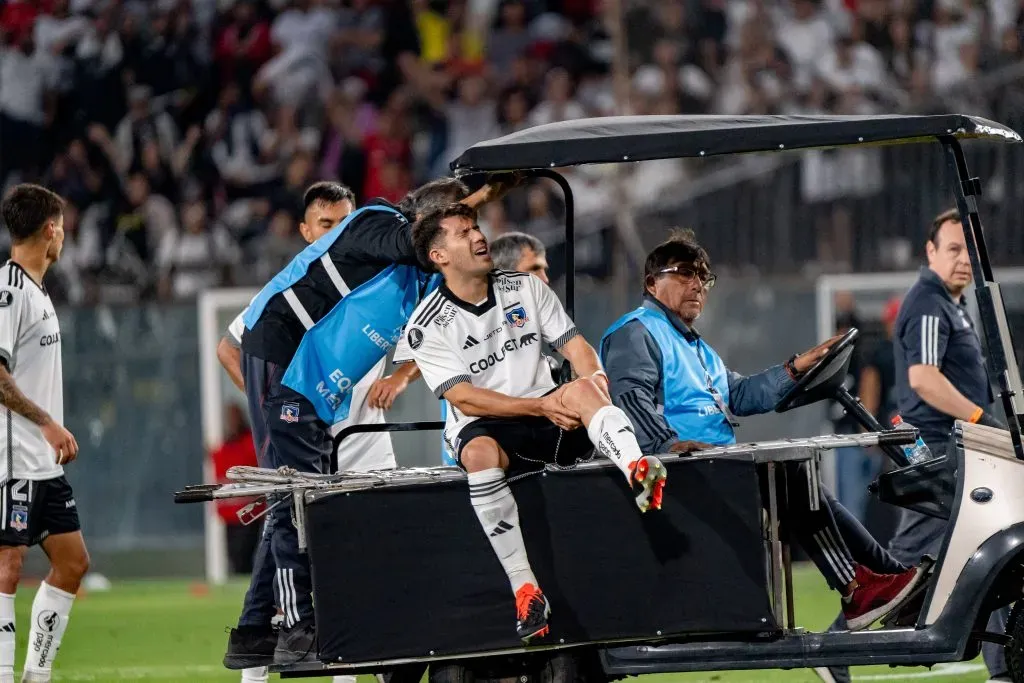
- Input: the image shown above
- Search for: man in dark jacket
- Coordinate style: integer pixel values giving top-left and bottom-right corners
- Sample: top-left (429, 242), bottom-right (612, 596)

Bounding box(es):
top-left (600, 229), bottom-right (923, 633)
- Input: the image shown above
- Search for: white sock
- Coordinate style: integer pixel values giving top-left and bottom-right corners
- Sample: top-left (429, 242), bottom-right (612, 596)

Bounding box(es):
top-left (468, 468), bottom-right (537, 594)
top-left (241, 667), bottom-right (269, 683)
top-left (332, 676), bottom-right (356, 683)
top-left (0, 593), bottom-right (14, 683)
top-left (22, 582), bottom-right (75, 680)
top-left (586, 405), bottom-right (645, 480)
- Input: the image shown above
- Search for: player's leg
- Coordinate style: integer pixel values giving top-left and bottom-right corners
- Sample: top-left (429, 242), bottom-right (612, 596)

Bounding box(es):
top-left (19, 476), bottom-right (87, 683)
top-left (0, 543), bottom-right (27, 683)
top-left (824, 487), bottom-right (906, 574)
top-left (226, 353), bottom-right (282, 670)
top-left (459, 431), bottom-right (549, 642)
top-left (262, 368), bottom-right (331, 665)
top-left (21, 531), bottom-right (86, 683)
top-left (559, 377), bottom-right (666, 512)
top-left (778, 462), bottom-right (922, 631)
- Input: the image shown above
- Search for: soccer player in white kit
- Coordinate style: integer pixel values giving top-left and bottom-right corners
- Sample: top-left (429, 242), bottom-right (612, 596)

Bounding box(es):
top-left (0, 185), bottom-right (89, 683)
top-left (404, 203), bottom-right (667, 643)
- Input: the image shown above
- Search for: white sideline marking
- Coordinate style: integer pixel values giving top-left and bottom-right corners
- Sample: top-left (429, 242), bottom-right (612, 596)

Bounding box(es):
top-left (50, 665), bottom-right (225, 680)
top-left (853, 662), bottom-right (987, 680)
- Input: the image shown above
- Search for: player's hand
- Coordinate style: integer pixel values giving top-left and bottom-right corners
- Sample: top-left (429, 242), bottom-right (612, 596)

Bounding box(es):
top-left (479, 172), bottom-right (523, 203)
top-left (668, 440), bottom-right (713, 454)
top-left (793, 334), bottom-right (845, 374)
top-left (367, 374), bottom-right (410, 410)
top-left (539, 387), bottom-right (582, 431)
top-left (42, 420), bottom-right (79, 465)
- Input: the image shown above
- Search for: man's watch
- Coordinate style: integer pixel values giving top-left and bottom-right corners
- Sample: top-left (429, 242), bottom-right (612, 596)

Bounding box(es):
top-left (785, 354), bottom-right (802, 381)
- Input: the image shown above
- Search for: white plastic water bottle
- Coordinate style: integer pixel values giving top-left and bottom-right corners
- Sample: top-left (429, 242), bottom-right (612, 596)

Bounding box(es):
top-left (890, 415), bottom-right (934, 464)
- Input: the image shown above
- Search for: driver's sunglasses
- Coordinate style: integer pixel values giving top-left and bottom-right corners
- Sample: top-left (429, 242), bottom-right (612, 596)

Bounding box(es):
top-left (655, 265), bottom-right (717, 289)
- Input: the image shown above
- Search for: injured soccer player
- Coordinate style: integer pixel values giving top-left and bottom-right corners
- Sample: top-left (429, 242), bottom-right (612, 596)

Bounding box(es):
top-left (405, 203), bottom-right (665, 644)
top-left (600, 228), bottom-right (926, 632)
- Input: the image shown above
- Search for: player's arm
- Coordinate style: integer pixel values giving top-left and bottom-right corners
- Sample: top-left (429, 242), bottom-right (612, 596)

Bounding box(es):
top-left (904, 312), bottom-right (998, 425)
top-left (0, 363), bottom-right (78, 464)
top-left (217, 338), bottom-right (245, 392)
top-left (460, 173), bottom-right (522, 210)
top-left (0, 286), bottom-right (78, 463)
top-left (408, 325), bottom-right (577, 429)
top-left (367, 361), bottom-right (421, 410)
top-left (217, 311), bottom-right (246, 393)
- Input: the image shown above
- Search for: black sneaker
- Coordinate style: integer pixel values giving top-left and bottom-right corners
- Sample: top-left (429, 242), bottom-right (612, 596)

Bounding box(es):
top-left (515, 583), bottom-right (551, 643)
top-left (274, 618), bottom-right (319, 666)
top-left (223, 625), bottom-right (276, 670)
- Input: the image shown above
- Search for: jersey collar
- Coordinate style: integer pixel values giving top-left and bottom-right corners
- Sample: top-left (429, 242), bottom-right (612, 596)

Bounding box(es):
top-left (4, 259), bottom-right (47, 294)
top-left (642, 293), bottom-right (699, 342)
top-left (439, 273), bottom-right (497, 316)
top-left (918, 266), bottom-right (966, 306)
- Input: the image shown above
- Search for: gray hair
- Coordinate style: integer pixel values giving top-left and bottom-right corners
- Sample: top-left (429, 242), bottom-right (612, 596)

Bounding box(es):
top-left (490, 232), bottom-right (546, 271)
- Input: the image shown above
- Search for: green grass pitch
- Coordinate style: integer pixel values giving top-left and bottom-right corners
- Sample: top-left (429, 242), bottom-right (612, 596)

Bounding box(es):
top-left (21, 565), bottom-right (990, 682)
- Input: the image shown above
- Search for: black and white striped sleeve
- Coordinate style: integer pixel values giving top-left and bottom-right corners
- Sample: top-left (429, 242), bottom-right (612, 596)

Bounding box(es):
top-left (902, 311), bottom-right (950, 368)
top-left (601, 320), bottom-right (679, 454)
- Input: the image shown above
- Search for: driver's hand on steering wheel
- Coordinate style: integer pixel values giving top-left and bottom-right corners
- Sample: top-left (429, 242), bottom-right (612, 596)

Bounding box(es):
top-left (668, 440), bottom-right (713, 455)
top-left (793, 333), bottom-right (846, 374)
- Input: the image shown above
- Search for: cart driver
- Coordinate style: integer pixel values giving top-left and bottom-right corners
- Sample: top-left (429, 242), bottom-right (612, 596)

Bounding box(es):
top-left (405, 203), bottom-right (667, 643)
top-left (600, 229), bottom-right (926, 631)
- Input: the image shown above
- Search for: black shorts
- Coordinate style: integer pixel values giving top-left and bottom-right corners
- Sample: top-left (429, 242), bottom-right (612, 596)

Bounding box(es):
top-left (455, 416), bottom-right (594, 477)
top-left (0, 476), bottom-right (80, 547)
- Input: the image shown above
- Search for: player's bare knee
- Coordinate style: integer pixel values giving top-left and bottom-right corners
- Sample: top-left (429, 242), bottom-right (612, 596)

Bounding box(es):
top-left (563, 377), bottom-right (607, 411)
top-left (0, 548), bottom-right (25, 592)
top-left (461, 438), bottom-right (503, 473)
top-left (60, 547), bottom-right (90, 582)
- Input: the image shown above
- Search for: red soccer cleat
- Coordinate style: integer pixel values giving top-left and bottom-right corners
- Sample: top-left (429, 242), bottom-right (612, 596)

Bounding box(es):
top-left (629, 456), bottom-right (668, 513)
top-left (515, 583), bottom-right (551, 643)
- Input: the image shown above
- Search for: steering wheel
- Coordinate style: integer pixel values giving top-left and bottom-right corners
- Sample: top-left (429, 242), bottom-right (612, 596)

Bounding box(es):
top-left (775, 327), bottom-right (860, 413)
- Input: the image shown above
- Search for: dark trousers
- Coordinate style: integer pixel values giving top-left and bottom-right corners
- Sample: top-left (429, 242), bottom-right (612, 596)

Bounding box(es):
top-left (237, 352), bottom-right (331, 629)
top-left (824, 441), bottom-right (1008, 681)
top-left (226, 521), bottom-right (263, 575)
top-left (768, 462), bottom-right (899, 592)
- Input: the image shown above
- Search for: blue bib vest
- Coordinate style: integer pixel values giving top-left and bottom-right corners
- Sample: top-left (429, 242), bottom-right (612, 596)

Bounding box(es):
top-left (601, 307), bottom-right (737, 446)
top-left (243, 205), bottom-right (440, 424)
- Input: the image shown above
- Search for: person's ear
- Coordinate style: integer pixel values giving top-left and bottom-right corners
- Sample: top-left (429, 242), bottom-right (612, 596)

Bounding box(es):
top-left (298, 221), bottom-right (313, 242)
top-left (644, 275), bottom-right (657, 296)
top-left (429, 245), bottom-right (447, 268)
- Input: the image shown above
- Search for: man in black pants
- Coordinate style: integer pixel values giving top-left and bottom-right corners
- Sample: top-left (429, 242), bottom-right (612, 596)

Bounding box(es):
top-left (819, 209), bottom-right (1008, 683)
top-left (224, 177), bottom-right (513, 669)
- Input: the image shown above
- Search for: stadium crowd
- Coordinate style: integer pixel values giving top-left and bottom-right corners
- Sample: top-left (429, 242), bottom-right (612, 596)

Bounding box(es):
top-left (0, 0), bottom-right (1022, 303)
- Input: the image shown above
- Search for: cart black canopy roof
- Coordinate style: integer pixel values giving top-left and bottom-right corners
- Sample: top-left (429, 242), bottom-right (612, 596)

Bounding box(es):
top-left (451, 114), bottom-right (1021, 175)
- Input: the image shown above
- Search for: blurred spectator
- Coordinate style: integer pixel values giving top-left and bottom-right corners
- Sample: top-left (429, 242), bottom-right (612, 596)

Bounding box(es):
top-left (254, 207), bottom-right (307, 282)
top-left (157, 199), bottom-right (240, 300)
top-left (0, 27), bottom-right (56, 184)
top-left (210, 403), bottom-right (261, 575)
top-left (214, 0), bottom-right (272, 93)
top-left (5, 0), bottom-right (1024, 304)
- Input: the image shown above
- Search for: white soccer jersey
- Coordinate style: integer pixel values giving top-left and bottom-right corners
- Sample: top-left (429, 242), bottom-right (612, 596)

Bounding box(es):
top-left (404, 270), bottom-right (578, 450)
top-left (225, 306), bottom-right (395, 470)
top-left (0, 261), bottom-right (64, 481)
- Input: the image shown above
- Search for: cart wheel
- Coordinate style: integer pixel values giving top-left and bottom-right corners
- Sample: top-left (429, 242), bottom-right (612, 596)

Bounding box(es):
top-left (538, 652), bottom-right (578, 683)
top-left (1005, 601), bottom-right (1024, 682)
top-left (429, 662), bottom-right (476, 683)
top-left (381, 662), bottom-right (430, 683)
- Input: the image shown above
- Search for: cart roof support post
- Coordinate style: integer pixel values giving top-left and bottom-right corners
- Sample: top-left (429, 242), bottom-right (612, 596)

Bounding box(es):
top-left (523, 169), bottom-right (575, 319)
top-left (941, 137), bottom-right (1024, 460)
